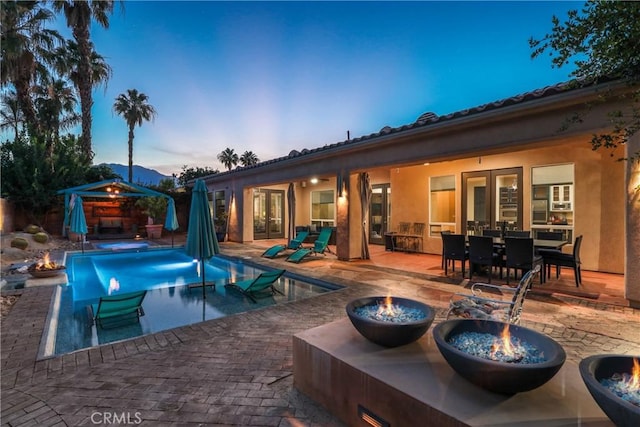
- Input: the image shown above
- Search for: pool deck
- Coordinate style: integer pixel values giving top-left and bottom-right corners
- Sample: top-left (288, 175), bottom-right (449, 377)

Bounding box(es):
top-left (1, 237), bottom-right (639, 426)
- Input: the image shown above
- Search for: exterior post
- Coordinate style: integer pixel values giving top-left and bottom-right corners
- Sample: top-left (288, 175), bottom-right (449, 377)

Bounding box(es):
top-left (336, 172), bottom-right (350, 261)
top-left (626, 132), bottom-right (640, 306)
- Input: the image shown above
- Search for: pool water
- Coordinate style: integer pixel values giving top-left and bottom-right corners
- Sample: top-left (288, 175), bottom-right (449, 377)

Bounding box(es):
top-left (43, 248), bottom-right (339, 357)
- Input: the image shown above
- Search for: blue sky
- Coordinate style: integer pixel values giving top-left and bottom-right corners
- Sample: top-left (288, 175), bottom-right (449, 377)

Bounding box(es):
top-left (64, 1), bottom-right (578, 176)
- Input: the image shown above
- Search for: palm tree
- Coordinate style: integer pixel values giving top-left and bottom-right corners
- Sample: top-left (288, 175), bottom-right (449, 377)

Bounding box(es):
top-left (0, 90), bottom-right (24, 140)
top-left (239, 150), bottom-right (259, 167)
top-left (33, 77), bottom-right (80, 158)
top-left (218, 148), bottom-right (238, 171)
top-left (51, 0), bottom-right (116, 161)
top-left (1, 1), bottom-right (61, 135)
top-left (113, 89), bottom-right (157, 182)
top-left (51, 39), bottom-right (113, 97)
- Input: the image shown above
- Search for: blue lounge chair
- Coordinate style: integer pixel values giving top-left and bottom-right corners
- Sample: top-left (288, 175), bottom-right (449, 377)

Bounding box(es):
top-left (286, 227), bottom-right (333, 263)
top-left (261, 230), bottom-right (309, 258)
top-left (224, 269), bottom-right (286, 303)
top-left (90, 290), bottom-right (147, 329)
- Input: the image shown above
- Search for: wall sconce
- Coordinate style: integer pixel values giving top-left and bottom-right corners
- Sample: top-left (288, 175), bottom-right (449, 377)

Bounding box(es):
top-left (301, 181), bottom-right (307, 188)
top-left (310, 177), bottom-right (319, 185)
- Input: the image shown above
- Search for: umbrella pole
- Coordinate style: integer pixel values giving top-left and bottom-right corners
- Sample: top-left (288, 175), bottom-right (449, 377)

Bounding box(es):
top-left (81, 234), bottom-right (84, 254)
top-left (171, 230), bottom-right (174, 248)
top-left (201, 259), bottom-right (206, 299)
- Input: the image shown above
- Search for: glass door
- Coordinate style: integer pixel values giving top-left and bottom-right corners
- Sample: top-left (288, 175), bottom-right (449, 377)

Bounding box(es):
top-left (369, 184), bottom-right (391, 245)
top-left (462, 168), bottom-right (522, 234)
top-left (253, 189), bottom-right (285, 239)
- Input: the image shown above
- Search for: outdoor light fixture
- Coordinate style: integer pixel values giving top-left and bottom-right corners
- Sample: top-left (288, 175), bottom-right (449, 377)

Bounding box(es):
top-left (310, 177), bottom-right (319, 184)
top-left (357, 405), bottom-right (390, 427)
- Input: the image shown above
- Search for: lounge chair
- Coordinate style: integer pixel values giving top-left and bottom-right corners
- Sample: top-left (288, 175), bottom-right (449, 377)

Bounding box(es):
top-left (90, 290), bottom-right (147, 329)
top-left (261, 230), bottom-right (309, 258)
top-left (286, 227), bottom-right (333, 263)
top-left (224, 269), bottom-right (286, 303)
top-left (446, 265), bottom-right (540, 325)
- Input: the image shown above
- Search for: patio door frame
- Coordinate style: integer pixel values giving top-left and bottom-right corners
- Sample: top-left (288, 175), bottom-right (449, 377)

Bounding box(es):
top-left (253, 189), bottom-right (285, 240)
top-left (369, 183), bottom-right (391, 245)
top-left (462, 167), bottom-right (523, 233)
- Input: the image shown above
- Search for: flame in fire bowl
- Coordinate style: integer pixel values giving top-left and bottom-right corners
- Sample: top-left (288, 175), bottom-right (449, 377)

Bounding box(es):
top-left (346, 296), bottom-right (435, 348)
top-left (433, 319), bottom-right (566, 395)
top-left (579, 355), bottom-right (640, 427)
top-left (27, 263), bottom-right (66, 278)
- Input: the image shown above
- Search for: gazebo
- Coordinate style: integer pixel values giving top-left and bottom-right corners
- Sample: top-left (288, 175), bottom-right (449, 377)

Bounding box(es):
top-left (57, 179), bottom-right (177, 239)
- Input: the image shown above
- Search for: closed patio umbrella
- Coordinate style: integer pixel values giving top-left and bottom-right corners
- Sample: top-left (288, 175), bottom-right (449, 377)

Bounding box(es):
top-left (185, 180), bottom-right (219, 299)
top-left (69, 194), bottom-right (88, 253)
top-left (287, 182), bottom-right (296, 244)
top-left (358, 173), bottom-right (372, 259)
top-left (164, 198), bottom-right (179, 247)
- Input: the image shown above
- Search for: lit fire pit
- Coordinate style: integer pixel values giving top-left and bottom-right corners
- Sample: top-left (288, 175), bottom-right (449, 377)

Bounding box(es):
top-left (28, 252), bottom-right (66, 278)
top-left (346, 296), bottom-right (435, 347)
top-left (433, 319), bottom-right (566, 394)
top-left (579, 355), bottom-right (640, 426)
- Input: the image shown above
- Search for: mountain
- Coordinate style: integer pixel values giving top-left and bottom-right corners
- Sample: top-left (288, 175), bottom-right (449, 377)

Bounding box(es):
top-left (100, 163), bottom-right (172, 186)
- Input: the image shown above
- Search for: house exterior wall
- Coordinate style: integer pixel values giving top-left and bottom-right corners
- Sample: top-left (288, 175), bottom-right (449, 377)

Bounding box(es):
top-left (378, 139), bottom-right (624, 273)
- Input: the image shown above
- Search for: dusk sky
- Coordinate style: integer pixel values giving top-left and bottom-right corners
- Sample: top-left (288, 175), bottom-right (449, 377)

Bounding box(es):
top-left (58, 1), bottom-right (579, 176)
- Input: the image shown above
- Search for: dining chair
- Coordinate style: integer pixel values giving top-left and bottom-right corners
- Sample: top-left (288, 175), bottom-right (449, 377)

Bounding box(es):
top-left (536, 231), bottom-right (564, 240)
top-left (504, 237), bottom-right (544, 285)
top-left (468, 235), bottom-right (502, 283)
top-left (505, 230), bottom-right (530, 238)
top-left (539, 235), bottom-right (583, 287)
top-left (440, 230), bottom-right (452, 269)
top-left (442, 233), bottom-right (469, 277)
top-left (482, 229), bottom-right (502, 237)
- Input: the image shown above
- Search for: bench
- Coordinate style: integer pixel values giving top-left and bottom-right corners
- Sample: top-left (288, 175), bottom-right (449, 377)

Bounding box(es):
top-left (97, 217), bottom-right (124, 234)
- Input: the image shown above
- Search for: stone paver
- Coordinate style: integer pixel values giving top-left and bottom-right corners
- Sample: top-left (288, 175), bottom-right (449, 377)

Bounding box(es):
top-left (2, 242), bottom-right (639, 426)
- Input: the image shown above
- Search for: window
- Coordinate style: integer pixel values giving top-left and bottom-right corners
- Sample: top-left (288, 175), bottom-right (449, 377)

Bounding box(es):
top-left (214, 190), bottom-right (226, 221)
top-left (311, 190), bottom-right (335, 227)
top-left (430, 175), bottom-right (456, 236)
top-left (531, 164), bottom-right (574, 241)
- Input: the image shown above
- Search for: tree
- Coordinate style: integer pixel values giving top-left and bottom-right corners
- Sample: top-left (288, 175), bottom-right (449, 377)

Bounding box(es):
top-left (217, 147), bottom-right (238, 171)
top-left (51, 0), bottom-right (116, 161)
top-left (33, 77), bottom-right (80, 159)
top-left (0, 133), bottom-right (90, 224)
top-left (1, 1), bottom-right (62, 136)
top-left (239, 150), bottom-right (259, 167)
top-left (529, 0), bottom-right (640, 160)
top-left (113, 89), bottom-right (157, 182)
top-left (177, 165), bottom-right (218, 187)
top-left (0, 90), bottom-right (23, 140)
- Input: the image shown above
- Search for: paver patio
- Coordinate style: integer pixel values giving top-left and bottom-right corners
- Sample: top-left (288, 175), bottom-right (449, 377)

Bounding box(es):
top-left (2, 239), bottom-right (639, 426)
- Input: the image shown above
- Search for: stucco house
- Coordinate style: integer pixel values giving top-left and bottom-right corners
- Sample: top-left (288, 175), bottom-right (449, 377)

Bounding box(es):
top-left (200, 79), bottom-right (640, 305)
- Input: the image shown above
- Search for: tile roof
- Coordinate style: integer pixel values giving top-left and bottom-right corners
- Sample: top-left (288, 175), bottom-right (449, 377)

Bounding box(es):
top-left (206, 78), bottom-right (607, 179)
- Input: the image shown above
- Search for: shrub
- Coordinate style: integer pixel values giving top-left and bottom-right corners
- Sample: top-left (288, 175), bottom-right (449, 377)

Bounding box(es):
top-left (33, 232), bottom-right (49, 244)
top-left (24, 224), bottom-right (41, 234)
top-left (10, 237), bottom-right (29, 250)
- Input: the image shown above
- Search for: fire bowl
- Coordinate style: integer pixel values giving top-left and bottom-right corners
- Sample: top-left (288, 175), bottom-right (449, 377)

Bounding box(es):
top-left (579, 354), bottom-right (640, 427)
top-left (27, 264), bottom-right (66, 278)
top-left (346, 296), bottom-right (435, 347)
top-left (433, 319), bottom-right (566, 394)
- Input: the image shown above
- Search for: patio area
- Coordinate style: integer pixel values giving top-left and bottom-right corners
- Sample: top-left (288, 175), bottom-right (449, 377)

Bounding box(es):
top-left (1, 236), bottom-right (638, 426)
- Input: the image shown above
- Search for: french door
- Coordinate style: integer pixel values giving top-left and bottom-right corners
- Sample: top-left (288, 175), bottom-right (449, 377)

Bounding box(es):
top-left (253, 189), bottom-right (285, 239)
top-left (369, 184), bottom-right (391, 245)
top-left (462, 168), bottom-right (523, 234)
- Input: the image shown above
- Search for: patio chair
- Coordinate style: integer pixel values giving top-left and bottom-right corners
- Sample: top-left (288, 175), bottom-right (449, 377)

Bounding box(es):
top-left (505, 230), bottom-right (530, 238)
top-left (90, 290), bottom-right (147, 329)
top-left (446, 265), bottom-right (540, 324)
top-left (504, 237), bottom-right (544, 285)
top-left (261, 230), bottom-right (309, 258)
top-left (286, 227), bottom-right (333, 263)
top-left (539, 235), bottom-right (583, 287)
top-left (442, 233), bottom-right (469, 277)
top-left (224, 269), bottom-right (286, 303)
top-left (468, 235), bottom-right (502, 283)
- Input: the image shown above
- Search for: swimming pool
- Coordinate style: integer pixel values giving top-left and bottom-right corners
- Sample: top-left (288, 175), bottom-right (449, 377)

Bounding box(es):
top-left (41, 247), bottom-right (340, 358)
